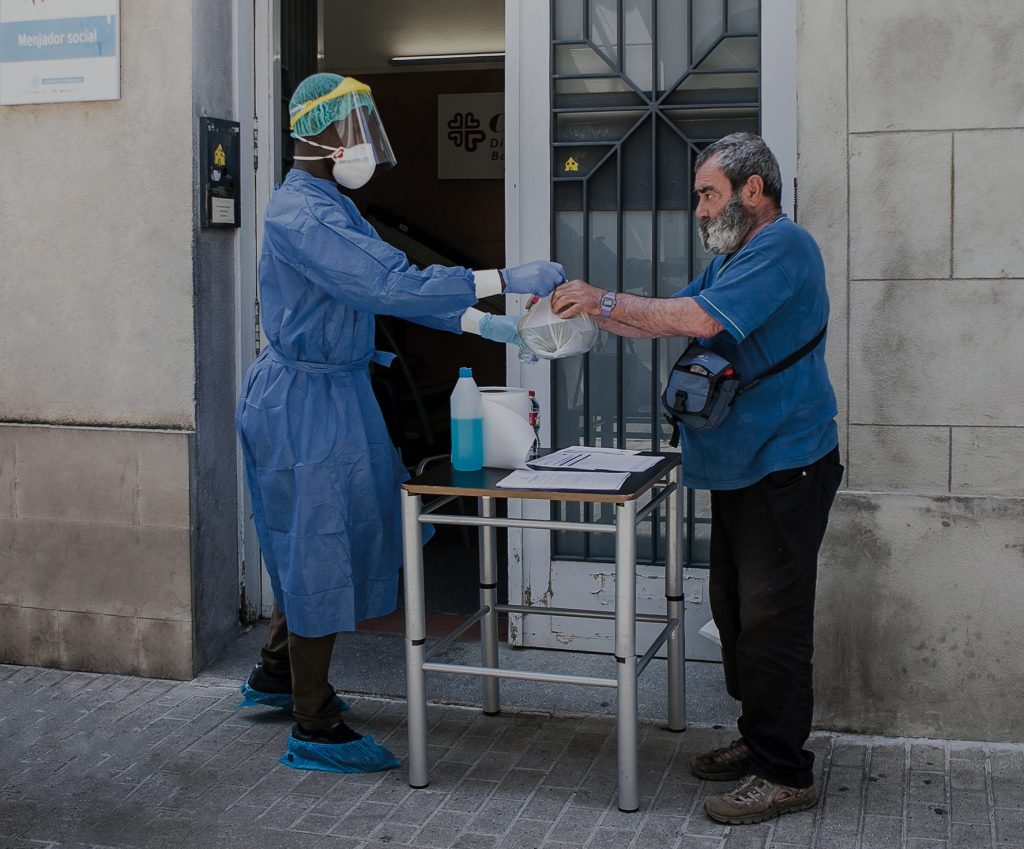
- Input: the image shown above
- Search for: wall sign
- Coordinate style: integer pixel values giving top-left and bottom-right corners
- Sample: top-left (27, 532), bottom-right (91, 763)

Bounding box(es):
top-left (437, 92), bottom-right (503, 180)
top-left (0, 0), bottom-right (119, 105)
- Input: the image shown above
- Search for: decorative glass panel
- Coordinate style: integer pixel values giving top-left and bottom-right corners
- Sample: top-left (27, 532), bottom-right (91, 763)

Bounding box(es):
top-left (554, 0), bottom-right (585, 40)
top-left (589, 0), bottom-right (620, 66)
top-left (550, 0), bottom-right (760, 565)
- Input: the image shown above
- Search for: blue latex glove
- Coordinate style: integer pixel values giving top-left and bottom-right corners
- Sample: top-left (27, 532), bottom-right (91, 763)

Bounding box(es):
top-left (500, 260), bottom-right (566, 297)
top-left (479, 313), bottom-right (524, 347)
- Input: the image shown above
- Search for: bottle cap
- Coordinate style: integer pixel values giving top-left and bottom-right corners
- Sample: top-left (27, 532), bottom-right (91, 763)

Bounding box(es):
top-left (528, 389), bottom-right (536, 396)
top-left (459, 367), bottom-right (472, 378)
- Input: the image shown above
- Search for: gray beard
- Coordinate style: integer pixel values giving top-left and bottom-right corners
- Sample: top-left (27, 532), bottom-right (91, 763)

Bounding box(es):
top-left (698, 194), bottom-right (757, 255)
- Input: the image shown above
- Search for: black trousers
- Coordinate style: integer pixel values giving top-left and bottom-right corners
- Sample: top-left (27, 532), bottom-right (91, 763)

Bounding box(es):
top-left (260, 603), bottom-right (345, 731)
top-left (708, 445), bottom-right (843, 788)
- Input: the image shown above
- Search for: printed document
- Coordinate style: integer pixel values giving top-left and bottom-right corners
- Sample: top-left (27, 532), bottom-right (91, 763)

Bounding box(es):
top-left (495, 469), bottom-right (630, 491)
top-left (527, 446), bottom-right (661, 473)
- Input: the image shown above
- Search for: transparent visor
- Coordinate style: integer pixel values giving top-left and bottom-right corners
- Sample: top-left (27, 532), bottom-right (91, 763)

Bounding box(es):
top-left (326, 101), bottom-right (396, 171)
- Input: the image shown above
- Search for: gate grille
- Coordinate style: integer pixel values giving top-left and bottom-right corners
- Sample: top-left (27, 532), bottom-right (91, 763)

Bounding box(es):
top-left (549, 0), bottom-right (760, 565)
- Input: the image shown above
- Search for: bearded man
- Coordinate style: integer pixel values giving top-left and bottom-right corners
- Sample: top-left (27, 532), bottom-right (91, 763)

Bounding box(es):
top-left (551, 132), bottom-right (843, 825)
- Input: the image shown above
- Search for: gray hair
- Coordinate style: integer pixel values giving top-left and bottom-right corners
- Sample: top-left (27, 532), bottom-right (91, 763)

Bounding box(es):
top-left (695, 132), bottom-right (782, 206)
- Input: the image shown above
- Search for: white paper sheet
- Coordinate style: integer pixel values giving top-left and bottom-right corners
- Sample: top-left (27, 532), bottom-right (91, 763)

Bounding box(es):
top-left (527, 447), bottom-right (661, 473)
top-left (495, 469), bottom-right (630, 491)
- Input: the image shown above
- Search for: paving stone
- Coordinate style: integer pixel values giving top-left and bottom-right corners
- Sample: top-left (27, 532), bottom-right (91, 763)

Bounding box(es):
top-left (416, 811), bottom-right (474, 848)
top-left (995, 808), bottom-right (1024, 843)
top-left (912, 744), bottom-right (947, 771)
top-left (721, 823), bottom-right (772, 847)
top-left (678, 836), bottom-right (724, 849)
top-left (391, 789), bottom-right (448, 825)
top-left (950, 759), bottom-right (987, 792)
top-left (910, 770), bottom-right (948, 805)
top-left (908, 802), bottom-right (951, 840)
top-left (949, 788), bottom-right (990, 824)
top-left (468, 794), bottom-right (528, 835)
top-left (991, 777), bottom-right (1024, 809)
top-left (585, 826), bottom-right (635, 848)
top-left (813, 834), bottom-right (861, 849)
top-left (6, 664), bottom-right (1024, 849)
top-left (949, 822), bottom-right (992, 848)
top-left (496, 817), bottom-right (552, 849)
top-left (546, 806), bottom-right (599, 844)
top-left (330, 800), bottom-right (395, 838)
top-left (769, 808), bottom-right (816, 846)
top-left (452, 833), bottom-right (500, 849)
top-left (860, 814), bottom-right (904, 848)
top-left (818, 765), bottom-right (865, 834)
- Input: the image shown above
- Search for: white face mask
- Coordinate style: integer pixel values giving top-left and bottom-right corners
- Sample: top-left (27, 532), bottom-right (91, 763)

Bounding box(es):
top-left (330, 143), bottom-right (375, 189)
top-left (294, 139), bottom-right (376, 189)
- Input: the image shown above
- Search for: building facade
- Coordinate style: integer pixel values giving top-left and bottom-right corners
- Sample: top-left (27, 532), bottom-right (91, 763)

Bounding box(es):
top-left (0, 0), bottom-right (1021, 740)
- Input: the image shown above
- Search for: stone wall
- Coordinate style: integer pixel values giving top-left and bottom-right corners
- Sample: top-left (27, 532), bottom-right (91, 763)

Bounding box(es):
top-left (799, 0), bottom-right (1024, 740)
top-left (0, 1), bottom-right (240, 678)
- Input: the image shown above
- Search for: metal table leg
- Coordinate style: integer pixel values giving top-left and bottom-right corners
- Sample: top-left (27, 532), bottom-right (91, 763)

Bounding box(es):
top-left (401, 489), bottom-right (429, 788)
top-left (666, 466), bottom-right (687, 732)
top-left (479, 496), bottom-right (500, 715)
top-left (615, 499), bottom-right (639, 813)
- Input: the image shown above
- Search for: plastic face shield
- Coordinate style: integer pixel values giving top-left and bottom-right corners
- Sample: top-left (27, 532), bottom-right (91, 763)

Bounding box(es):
top-left (329, 102), bottom-right (397, 172)
top-left (290, 78), bottom-right (397, 171)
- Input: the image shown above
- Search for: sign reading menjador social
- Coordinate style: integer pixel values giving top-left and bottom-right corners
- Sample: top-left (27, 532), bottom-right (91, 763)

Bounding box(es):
top-left (0, 0), bottom-right (119, 105)
top-left (437, 93), bottom-right (504, 180)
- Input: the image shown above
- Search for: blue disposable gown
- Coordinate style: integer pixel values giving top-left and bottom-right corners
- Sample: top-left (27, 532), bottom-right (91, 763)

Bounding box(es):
top-left (237, 169), bottom-right (477, 637)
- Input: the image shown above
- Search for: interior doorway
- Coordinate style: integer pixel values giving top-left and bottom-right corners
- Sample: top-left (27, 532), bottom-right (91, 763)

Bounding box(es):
top-left (259, 0), bottom-right (509, 618)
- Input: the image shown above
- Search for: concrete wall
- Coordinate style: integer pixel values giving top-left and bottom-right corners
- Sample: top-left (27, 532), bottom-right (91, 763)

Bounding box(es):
top-left (190, 0), bottom-right (242, 673)
top-left (798, 0), bottom-right (1024, 740)
top-left (0, 1), bottom-right (240, 677)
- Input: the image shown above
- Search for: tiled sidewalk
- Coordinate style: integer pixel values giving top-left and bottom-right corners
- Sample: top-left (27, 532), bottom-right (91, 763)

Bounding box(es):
top-left (1, 664), bottom-right (1022, 849)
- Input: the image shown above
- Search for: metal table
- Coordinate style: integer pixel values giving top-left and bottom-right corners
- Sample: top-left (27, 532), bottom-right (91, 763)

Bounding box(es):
top-left (399, 453), bottom-right (686, 813)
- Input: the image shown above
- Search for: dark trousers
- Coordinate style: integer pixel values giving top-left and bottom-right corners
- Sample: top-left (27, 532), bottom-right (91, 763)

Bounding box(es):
top-left (708, 445), bottom-right (843, 788)
top-left (260, 603), bottom-right (345, 731)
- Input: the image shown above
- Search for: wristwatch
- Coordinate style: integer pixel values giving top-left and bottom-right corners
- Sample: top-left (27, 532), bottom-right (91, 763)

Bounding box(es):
top-left (599, 290), bottom-right (618, 317)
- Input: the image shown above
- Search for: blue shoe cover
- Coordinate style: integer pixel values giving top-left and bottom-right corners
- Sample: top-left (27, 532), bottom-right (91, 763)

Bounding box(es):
top-left (237, 681), bottom-right (349, 712)
top-left (279, 734), bottom-right (400, 773)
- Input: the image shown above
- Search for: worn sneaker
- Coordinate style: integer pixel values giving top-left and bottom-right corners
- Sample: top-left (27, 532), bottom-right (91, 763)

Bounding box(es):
top-left (704, 774), bottom-right (817, 824)
top-left (690, 738), bottom-right (753, 781)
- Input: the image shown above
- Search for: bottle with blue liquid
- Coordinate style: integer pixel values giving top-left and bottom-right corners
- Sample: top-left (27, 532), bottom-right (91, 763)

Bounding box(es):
top-left (450, 367), bottom-right (484, 471)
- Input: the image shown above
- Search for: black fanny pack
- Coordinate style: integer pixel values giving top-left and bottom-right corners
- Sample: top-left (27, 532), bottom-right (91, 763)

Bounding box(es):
top-left (661, 323), bottom-right (827, 445)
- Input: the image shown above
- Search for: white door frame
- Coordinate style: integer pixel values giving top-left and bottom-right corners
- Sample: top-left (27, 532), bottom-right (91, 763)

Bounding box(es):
top-left (236, 0), bottom-right (283, 619)
top-left (234, 0), bottom-right (262, 621)
top-left (761, 0), bottom-right (797, 220)
top-left (504, 0), bottom-right (554, 647)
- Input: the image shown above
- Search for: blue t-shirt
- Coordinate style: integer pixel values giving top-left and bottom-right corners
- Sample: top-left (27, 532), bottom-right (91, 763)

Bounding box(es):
top-left (673, 215), bottom-right (837, 490)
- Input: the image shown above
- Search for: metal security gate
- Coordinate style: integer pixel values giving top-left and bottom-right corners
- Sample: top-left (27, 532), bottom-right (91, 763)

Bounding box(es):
top-left (518, 0), bottom-right (761, 658)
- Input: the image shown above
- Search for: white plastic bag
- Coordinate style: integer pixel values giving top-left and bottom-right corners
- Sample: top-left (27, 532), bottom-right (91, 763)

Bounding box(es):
top-left (517, 296), bottom-right (599, 360)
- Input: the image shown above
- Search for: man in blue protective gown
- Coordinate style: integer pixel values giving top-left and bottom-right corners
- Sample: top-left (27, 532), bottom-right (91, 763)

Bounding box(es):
top-left (551, 134), bottom-right (843, 824)
top-left (236, 72), bottom-right (564, 773)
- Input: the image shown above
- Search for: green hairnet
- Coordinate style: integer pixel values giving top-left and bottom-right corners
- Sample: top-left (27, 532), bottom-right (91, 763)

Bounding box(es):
top-left (289, 72), bottom-right (375, 139)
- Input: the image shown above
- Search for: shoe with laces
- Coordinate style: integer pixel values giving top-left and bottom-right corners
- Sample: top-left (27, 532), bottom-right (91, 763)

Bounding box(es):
top-left (690, 737), bottom-right (753, 781)
top-left (704, 774), bottom-right (817, 824)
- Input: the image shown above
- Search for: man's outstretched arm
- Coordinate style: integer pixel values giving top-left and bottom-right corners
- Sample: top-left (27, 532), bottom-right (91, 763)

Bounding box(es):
top-left (550, 280), bottom-right (724, 339)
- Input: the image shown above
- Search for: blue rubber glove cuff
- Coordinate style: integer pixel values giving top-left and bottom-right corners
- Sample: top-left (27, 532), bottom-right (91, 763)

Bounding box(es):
top-left (500, 260), bottom-right (567, 297)
top-left (479, 313), bottom-right (524, 347)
